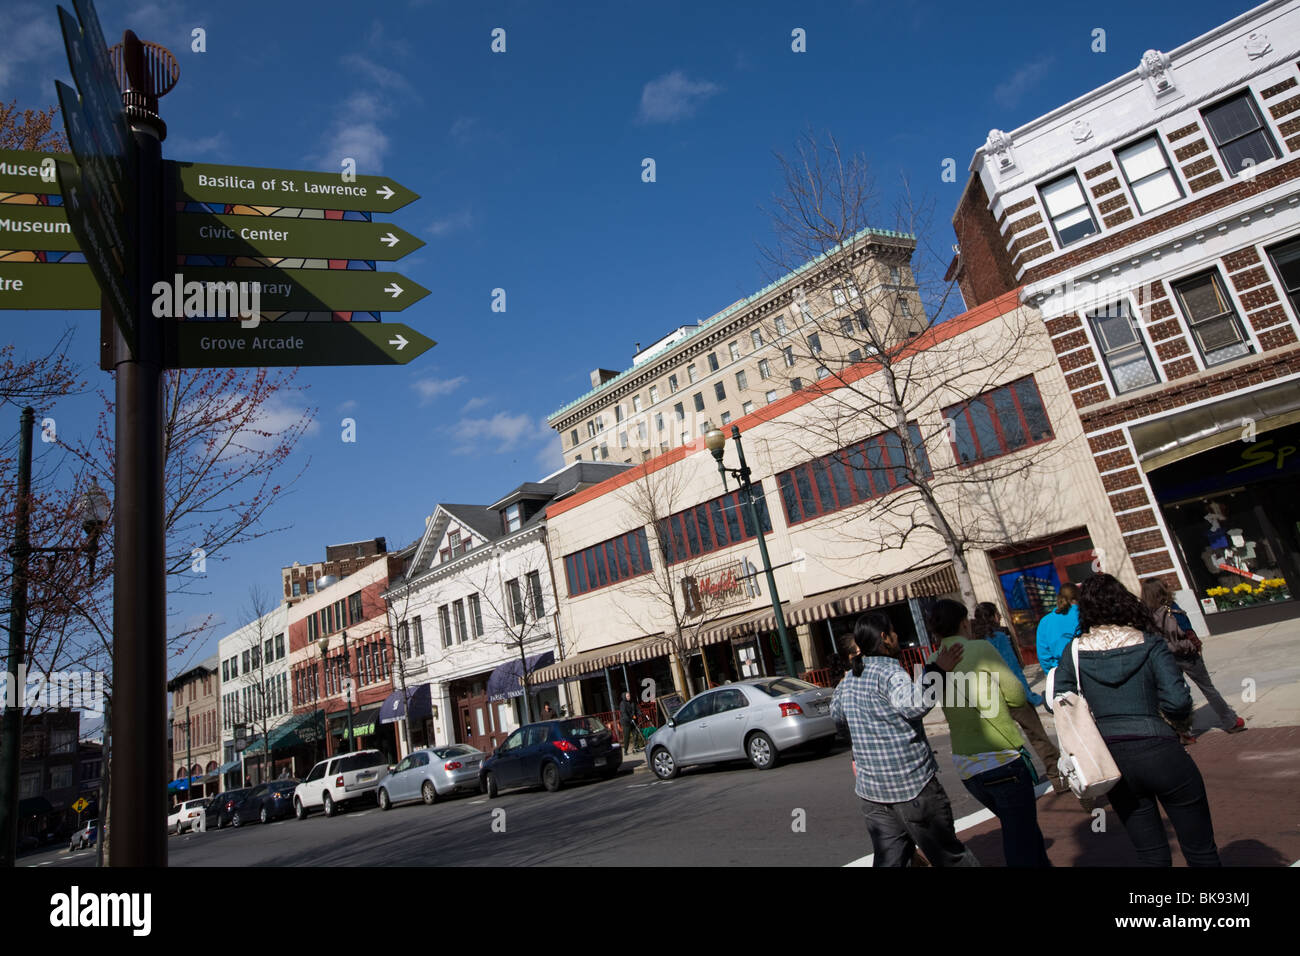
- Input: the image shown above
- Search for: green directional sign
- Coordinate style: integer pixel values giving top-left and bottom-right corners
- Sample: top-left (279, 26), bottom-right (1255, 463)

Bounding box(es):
top-left (176, 213), bottom-right (424, 261)
top-left (0, 262), bottom-right (100, 309)
top-left (0, 203), bottom-right (81, 252)
top-left (0, 150), bottom-right (63, 195)
top-left (167, 321), bottom-right (435, 368)
top-left (158, 266), bottom-right (431, 313)
top-left (172, 161), bottom-right (419, 214)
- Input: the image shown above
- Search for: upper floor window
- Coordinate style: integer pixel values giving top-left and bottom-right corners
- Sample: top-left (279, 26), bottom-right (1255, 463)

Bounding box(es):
top-left (674, 402), bottom-right (685, 421)
top-left (632, 395), bottom-right (642, 413)
top-left (1171, 270), bottom-right (1252, 366)
top-left (943, 376), bottom-right (1053, 466)
top-left (735, 370), bottom-right (748, 391)
top-left (1115, 135), bottom-right (1182, 215)
top-left (569, 429), bottom-right (578, 446)
top-left (649, 385), bottom-right (660, 403)
top-left (720, 411), bottom-right (732, 425)
top-left (526, 570), bottom-right (545, 619)
top-left (1088, 301), bottom-right (1158, 394)
top-left (1266, 237), bottom-right (1300, 317)
top-left (889, 266), bottom-right (900, 284)
top-left (668, 375), bottom-right (678, 393)
top-left (658, 482), bottom-right (772, 565)
top-left (765, 390), bottom-right (777, 404)
top-left (563, 528), bottom-right (653, 597)
top-left (751, 330), bottom-right (763, 349)
top-left (1203, 91), bottom-right (1279, 178)
top-left (742, 400), bottom-right (754, 415)
top-left (693, 392), bottom-right (705, 412)
top-left (615, 404), bottom-right (625, 423)
top-left (687, 364), bottom-right (698, 383)
top-left (707, 352), bottom-right (720, 372)
top-left (774, 315), bottom-right (787, 334)
top-left (758, 358), bottom-right (771, 380)
top-left (782, 346), bottom-right (796, 368)
top-left (1040, 172), bottom-right (1098, 247)
top-left (587, 421), bottom-right (597, 438)
top-left (713, 382), bottom-right (726, 402)
top-left (807, 333), bottom-right (822, 353)
top-left (728, 341), bottom-right (740, 361)
top-left (505, 503), bottom-right (522, 532)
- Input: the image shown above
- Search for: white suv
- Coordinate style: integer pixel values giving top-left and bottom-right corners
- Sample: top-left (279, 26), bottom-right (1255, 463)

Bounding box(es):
top-left (168, 798), bottom-right (208, 834)
top-left (294, 750), bottom-right (390, 819)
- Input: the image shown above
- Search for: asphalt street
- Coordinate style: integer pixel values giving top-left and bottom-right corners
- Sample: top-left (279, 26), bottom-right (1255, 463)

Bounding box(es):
top-left (26, 731), bottom-right (1010, 868)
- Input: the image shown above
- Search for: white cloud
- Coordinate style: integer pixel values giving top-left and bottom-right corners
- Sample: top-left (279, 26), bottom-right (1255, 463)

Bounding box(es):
top-left (461, 396), bottom-right (491, 412)
top-left (637, 70), bottom-right (720, 124)
top-left (413, 376), bottom-right (467, 404)
top-left (993, 57), bottom-right (1054, 111)
top-left (429, 209), bottom-right (474, 237)
top-left (448, 411), bottom-right (540, 454)
top-left (318, 91), bottom-right (391, 174)
top-left (338, 399), bottom-right (358, 412)
top-left (449, 116), bottom-right (479, 144)
top-left (342, 53), bottom-right (412, 93)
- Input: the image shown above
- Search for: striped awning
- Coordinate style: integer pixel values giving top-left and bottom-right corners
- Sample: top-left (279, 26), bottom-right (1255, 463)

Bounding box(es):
top-left (785, 564), bottom-right (959, 626)
top-left (530, 634), bottom-right (668, 683)
top-left (695, 602), bottom-right (791, 647)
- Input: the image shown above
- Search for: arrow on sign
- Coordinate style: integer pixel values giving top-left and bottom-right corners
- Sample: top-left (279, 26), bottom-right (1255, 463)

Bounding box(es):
top-left (171, 161), bottom-right (418, 213)
top-left (389, 334), bottom-right (408, 350)
top-left (166, 321), bottom-right (436, 368)
top-left (173, 266), bottom-right (431, 313)
top-left (379, 232), bottom-right (399, 248)
top-left (175, 212), bottom-right (423, 262)
top-left (384, 282), bottom-right (404, 299)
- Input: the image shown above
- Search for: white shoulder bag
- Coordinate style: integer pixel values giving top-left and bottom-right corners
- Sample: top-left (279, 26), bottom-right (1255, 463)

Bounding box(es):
top-left (1051, 639), bottom-right (1121, 799)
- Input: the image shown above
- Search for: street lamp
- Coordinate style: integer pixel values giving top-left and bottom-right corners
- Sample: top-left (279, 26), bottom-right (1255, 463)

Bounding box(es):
top-left (704, 424), bottom-right (798, 678)
top-left (318, 631), bottom-right (355, 754)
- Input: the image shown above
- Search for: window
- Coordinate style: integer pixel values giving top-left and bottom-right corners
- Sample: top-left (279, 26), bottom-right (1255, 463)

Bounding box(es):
top-left (649, 385), bottom-right (660, 403)
top-left (742, 401), bottom-right (754, 415)
top-left (1267, 237), bottom-right (1300, 316)
top-left (222, 660), bottom-right (229, 682)
top-left (720, 411), bottom-right (731, 425)
top-left (655, 412), bottom-right (665, 431)
top-left (751, 330), bottom-right (763, 349)
top-left (275, 633), bottom-right (285, 659)
top-left (306, 578), bottom-right (316, 593)
top-left (412, 617), bottom-right (423, 655)
top-left (765, 390), bottom-right (777, 404)
top-left (707, 352), bottom-right (719, 372)
top-left (1171, 270), bottom-right (1252, 365)
top-left (51, 730), bottom-right (75, 754)
top-left (669, 374), bottom-right (678, 393)
top-left (1088, 301), bottom-right (1158, 393)
top-left (692, 392), bottom-right (705, 412)
top-left (50, 765), bottom-right (73, 790)
top-left (807, 333), bottom-right (821, 353)
top-left (506, 579), bottom-right (526, 626)
top-left (615, 404), bottom-right (624, 423)
top-left (840, 316), bottom-right (854, 337)
top-left (632, 395), bottom-right (642, 413)
top-left (798, 300), bottom-right (812, 323)
top-left (264, 638), bottom-right (273, 662)
top-left (943, 376), bottom-right (1053, 465)
top-left (848, 349), bottom-right (862, 364)
top-left (590, 446), bottom-right (599, 461)
top-left (468, 593), bottom-right (484, 636)
top-left (816, 365), bottom-right (829, 380)
top-left (889, 265), bottom-right (900, 285)
top-left (291, 580), bottom-right (300, 597)
top-left (687, 364), bottom-right (697, 383)
top-left (570, 429), bottom-right (578, 446)
top-left (777, 423), bottom-right (930, 525)
top-left (898, 298), bottom-right (911, 317)
top-left (454, 600), bottom-right (468, 642)
top-left (348, 591), bottom-right (363, 623)
top-left (229, 655), bottom-right (238, 678)
top-left (439, 605), bottom-right (452, 648)
top-left (681, 431), bottom-right (689, 446)
top-left (1040, 172), bottom-right (1098, 247)
top-left (1116, 135), bottom-right (1182, 214)
top-left (774, 315), bottom-right (787, 334)
top-left (735, 370), bottom-right (747, 391)
top-left (758, 359), bottom-right (771, 380)
top-left (587, 421), bottom-right (597, 438)
top-left (674, 402), bottom-right (685, 420)
top-left (563, 528), bottom-right (653, 597)
top-left (1202, 91), bottom-right (1280, 177)
top-left (833, 287), bottom-right (846, 305)
top-left (790, 378), bottom-right (803, 392)
top-left (600, 443), bottom-right (609, 460)
top-left (398, 621), bottom-right (411, 656)
top-left (728, 341), bottom-right (740, 361)
top-left (619, 431), bottom-right (629, 449)
top-left (527, 570), bottom-right (545, 619)
top-left (242, 650), bottom-right (250, 672)
top-left (699, 421), bottom-right (710, 436)
top-left (714, 382), bottom-right (726, 402)
top-left (658, 482), bottom-right (773, 565)
top-left (637, 421), bottom-right (647, 441)
top-left (783, 346), bottom-right (796, 367)
top-left (854, 308), bottom-right (871, 332)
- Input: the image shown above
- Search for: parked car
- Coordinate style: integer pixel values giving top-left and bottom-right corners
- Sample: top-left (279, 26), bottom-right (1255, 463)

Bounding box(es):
top-left (479, 716), bottom-right (621, 798)
top-left (168, 798), bottom-right (209, 834)
top-left (252, 779), bottom-right (299, 824)
top-left (222, 786), bottom-right (270, 828)
top-left (69, 819), bottom-right (99, 851)
top-left (294, 750), bottom-right (390, 819)
top-left (645, 677), bottom-right (837, 781)
top-left (210, 788), bottom-right (253, 829)
top-left (378, 744), bottom-right (485, 809)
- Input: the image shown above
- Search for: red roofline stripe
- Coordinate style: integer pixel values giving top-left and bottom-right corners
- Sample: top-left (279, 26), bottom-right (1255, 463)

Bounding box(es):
top-left (545, 287), bottom-right (1024, 520)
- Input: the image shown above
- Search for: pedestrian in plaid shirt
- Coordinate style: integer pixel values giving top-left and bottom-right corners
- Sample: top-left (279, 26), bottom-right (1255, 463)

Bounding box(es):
top-left (831, 611), bottom-right (979, 867)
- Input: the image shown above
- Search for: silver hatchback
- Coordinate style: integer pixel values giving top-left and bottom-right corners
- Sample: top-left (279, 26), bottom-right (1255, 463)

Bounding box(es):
top-left (377, 744), bottom-right (485, 809)
top-left (645, 677), bottom-right (837, 780)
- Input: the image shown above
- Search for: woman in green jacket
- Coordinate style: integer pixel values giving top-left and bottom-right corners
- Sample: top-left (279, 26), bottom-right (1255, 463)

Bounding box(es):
top-left (928, 599), bottom-right (1051, 867)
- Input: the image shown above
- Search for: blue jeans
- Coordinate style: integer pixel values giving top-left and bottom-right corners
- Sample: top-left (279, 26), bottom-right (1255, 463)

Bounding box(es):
top-left (961, 758), bottom-right (1051, 867)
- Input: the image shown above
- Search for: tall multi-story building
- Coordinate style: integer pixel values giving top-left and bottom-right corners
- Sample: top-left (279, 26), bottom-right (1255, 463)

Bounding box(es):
top-left (13, 709), bottom-right (84, 844)
top-left (280, 537), bottom-right (388, 606)
top-left (948, 0), bottom-right (1300, 632)
top-left (546, 230), bottom-right (926, 465)
top-left (217, 603), bottom-right (292, 786)
top-left (167, 656), bottom-right (221, 799)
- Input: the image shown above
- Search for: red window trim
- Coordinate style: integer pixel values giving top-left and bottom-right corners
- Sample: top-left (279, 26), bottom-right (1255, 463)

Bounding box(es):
top-left (944, 376), bottom-right (1053, 469)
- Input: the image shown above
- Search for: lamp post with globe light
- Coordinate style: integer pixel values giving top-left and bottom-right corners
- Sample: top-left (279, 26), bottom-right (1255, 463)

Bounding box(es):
top-left (703, 424), bottom-right (797, 679)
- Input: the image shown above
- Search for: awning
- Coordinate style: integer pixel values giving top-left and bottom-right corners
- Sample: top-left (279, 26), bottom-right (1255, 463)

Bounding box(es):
top-left (335, 706), bottom-right (381, 740)
top-left (487, 652), bottom-right (556, 701)
top-left (379, 683), bottom-right (432, 724)
top-left (530, 634), bottom-right (668, 683)
top-left (242, 709), bottom-right (326, 755)
top-left (696, 603), bottom-right (792, 648)
top-left (216, 760), bottom-right (240, 775)
top-left (784, 564), bottom-right (960, 627)
top-left (167, 776), bottom-right (200, 793)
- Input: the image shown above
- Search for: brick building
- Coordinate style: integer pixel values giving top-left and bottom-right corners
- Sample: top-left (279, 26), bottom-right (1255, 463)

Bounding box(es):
top-left (167, 656), bottom-right (221, 799)
top-left (948, 0), bottom-right (1300, 631)
top-left (280, 537), bottom-right (387, 606)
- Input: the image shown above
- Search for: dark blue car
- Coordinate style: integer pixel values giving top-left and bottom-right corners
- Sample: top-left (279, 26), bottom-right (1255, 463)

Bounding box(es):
top-left (479, 716), bottom-right (622, 797)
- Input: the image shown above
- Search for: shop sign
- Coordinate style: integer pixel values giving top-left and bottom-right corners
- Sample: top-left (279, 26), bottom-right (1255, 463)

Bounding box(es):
top-left (680, 555), bottom-right (761, 617)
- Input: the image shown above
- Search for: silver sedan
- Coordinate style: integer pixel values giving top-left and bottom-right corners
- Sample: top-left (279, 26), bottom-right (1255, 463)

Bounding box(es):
top-left (645, 677), bottom-right (837, 780)
top-left (377, 744), bottom-right (485, 809)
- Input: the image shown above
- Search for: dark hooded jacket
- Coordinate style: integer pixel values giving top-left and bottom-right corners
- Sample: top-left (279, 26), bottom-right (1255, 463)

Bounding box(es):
top-left (1052, 625), bottom-right (1191, 740)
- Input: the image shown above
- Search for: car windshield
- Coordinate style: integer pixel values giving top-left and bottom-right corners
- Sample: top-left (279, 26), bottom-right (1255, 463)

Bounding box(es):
top-left (750, 677), bottom-right (818, 698)
top-left (558, 717), bottom-right (606, 738)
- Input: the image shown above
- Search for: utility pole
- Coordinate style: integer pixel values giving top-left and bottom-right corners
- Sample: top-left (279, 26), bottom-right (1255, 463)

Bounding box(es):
top-left (0, 408), bottom-right (35, 868)
top-left (184, 704), bottom-right (191, 799)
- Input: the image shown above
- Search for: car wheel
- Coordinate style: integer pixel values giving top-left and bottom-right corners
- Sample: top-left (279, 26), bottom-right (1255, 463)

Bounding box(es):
top-left (421, 781), bottom-right (437, 805)
top-left (294, 798), bottom-right (307, 821)
top-left (747, 731), bottom-right (779, 770)
top-left (378, 788), bottom-right (391, 811)
top-left (650, 747), bottom-right (678, 780)
top-left (541, 762), bottom-right (562, 792)
top-left (322, 793), bottom-right (335, 817)
top-left (259, 807), bottom-right (269, 825)
top-left (483, 772), bottom-right (499, 799)
top-left (231, 812), bottom-right (242, 828)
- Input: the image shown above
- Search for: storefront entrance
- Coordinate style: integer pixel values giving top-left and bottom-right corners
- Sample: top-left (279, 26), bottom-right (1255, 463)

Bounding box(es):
top-left (990, 528), bottom-right (1097, 664)
top-left (450, 676), bottom-right (512, 753)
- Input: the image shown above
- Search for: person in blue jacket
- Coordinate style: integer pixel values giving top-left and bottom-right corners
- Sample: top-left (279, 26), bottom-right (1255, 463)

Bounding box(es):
top-left (1035, 583), bottom-right (1079, 674)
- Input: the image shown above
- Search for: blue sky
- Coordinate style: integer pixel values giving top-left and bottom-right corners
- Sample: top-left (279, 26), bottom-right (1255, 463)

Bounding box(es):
top-left (1, 0), bottom-right (1249, 674)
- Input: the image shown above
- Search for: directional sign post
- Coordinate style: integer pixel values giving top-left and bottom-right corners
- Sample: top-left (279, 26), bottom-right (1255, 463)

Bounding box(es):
top-left (171, 161), bottom-right (418, 213)
top-left (167, 322), bottom-right (435, 368)
top-left (0, 149), bottom-right (62, 195)
top-left (175, 213), bottom-right (424, 261)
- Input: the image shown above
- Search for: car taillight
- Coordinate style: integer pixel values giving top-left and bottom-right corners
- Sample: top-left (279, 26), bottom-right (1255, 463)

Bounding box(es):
top-left (552, 740), bottom-right (578, 753)
top-left (444, 761), bottom-right (463, 771)
top-left (780, 702), bottom-right (804, 717)
top-left (335, 775), bottom-right (344, 787)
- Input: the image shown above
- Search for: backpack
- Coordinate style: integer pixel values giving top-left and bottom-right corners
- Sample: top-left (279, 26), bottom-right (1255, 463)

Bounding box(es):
top-left (1156, 605), bottom-right (1203, 659)
top-left (1050, 640), bottom-right (1121, 799)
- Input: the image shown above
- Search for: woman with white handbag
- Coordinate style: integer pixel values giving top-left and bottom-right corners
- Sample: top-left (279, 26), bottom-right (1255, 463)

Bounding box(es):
top-left (1052, 574), bottom-right (1221, 866)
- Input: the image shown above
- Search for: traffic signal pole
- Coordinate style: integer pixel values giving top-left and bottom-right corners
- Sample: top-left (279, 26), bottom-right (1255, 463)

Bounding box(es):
top-left (110, 30), bottom-right (167, 866)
